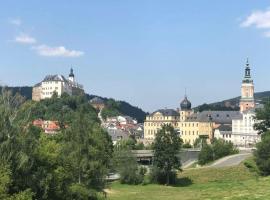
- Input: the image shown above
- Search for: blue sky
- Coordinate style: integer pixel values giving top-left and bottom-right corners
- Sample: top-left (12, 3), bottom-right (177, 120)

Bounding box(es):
top-left (0, 0), bottom-right (270, 112)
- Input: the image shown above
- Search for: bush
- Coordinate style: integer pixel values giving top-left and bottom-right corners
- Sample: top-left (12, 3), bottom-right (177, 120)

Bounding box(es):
top-left (114, 150), bottom-right (144, 185)
top-left (119, 169), bottom-right (143, 185)
top-left (254, 132), bottom-right (270, 176)
top-left (198, 144), bottom-right (213, 165)
top-left (212, 139), bottom-right (238, 160)
top-left (198, 139), bottom-right (238, 165)
top-left (182, 143), bottom-right (192, 148)
top-left (243, 157), bottom-right (260, 175)
top-left (149, 167), bottom-right (177, 185)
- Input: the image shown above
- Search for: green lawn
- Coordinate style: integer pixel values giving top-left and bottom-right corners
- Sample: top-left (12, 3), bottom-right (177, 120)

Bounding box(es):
top-left (107, 159), bottom-right (270, 200)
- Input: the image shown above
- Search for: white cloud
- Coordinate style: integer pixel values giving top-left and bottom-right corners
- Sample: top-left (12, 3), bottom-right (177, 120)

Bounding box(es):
top-left (33, 45), bottom-right (84, 57)
top-left (15, 34), bottom-right (36, 44)
top-left (241, 8), bottom-right (270, 38)
top-left (9, 18), bottom-right (22, 26)
top-left (241, 9), bottom-right (270, 28)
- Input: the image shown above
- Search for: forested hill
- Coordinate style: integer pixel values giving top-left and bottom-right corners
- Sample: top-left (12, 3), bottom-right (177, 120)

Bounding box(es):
top-left (86, 94), bottom-right (147, 123)
top-left (0, 86), bottom-right (147, 123)
top-left (195, 91), bottom-right (270, 112)
top-left (0, 86), bottom-right (32, 99)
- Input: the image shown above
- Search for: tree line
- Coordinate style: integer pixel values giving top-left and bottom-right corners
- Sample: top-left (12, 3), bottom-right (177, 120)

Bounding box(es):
top-left (0, 89), bottom-right (113, 200)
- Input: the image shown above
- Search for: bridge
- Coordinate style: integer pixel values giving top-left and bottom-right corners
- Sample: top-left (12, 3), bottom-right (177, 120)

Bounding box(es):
top-left (132, 149), bottom-right (201, 166)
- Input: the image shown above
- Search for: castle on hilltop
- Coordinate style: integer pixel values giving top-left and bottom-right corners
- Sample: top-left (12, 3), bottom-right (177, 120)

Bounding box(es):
top-left (32, 68), bottom-right (84, 101)
top-left (144, 59), bottom-right (260, 147)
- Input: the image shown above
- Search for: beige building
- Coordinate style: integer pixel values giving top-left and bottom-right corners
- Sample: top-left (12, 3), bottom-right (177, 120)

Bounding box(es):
top-left (177, 97), bottom-right (216, 144)
top-left (144, 95), bottom-right (241, 145)
top-left (144, 109), bottom-right (179, 142)
top-left (32, 83), bottom-right (42, 101)
top-left (32, 68), bottom-right (84, 101)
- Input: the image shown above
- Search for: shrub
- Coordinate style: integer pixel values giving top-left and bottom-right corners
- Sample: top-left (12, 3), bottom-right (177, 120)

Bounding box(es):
top-left (243, 157), bottom-right (260, 175)
top-left (149, 166), bottom-right (177, 185)
top-left (254, 132), bottom-right (270, 176)
top-left (182, 143), bottom-right (192, 148)
top-left (198, 144), bottom-right (213, 165)
top-left (212, 139), bottom-right (238, 160)
top-left (198, 139), bottom-right (238, 165)
top-left (114, 149), bottom-right (144, 185)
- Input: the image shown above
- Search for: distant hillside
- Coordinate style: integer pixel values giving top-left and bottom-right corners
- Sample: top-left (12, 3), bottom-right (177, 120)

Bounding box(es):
top-left (0, 86), bottom-right (32, 99)
top-left (0, 86), bottom-right (147, 123)
top-left (86, 94), bottom-right (147, 123)
top-left (195, 91), bottom-right (270, 112)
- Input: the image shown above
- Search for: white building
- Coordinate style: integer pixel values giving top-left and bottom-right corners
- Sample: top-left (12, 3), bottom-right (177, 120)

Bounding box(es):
top-left (230, 60), bottom-right (260, 147)
top-left (40, 75), bottom-right (72, 99)
top-left (117, 116), bottom-right (137, 125)
top-left (32, 68), bottom-right (83, 101)
top-left (231, 109), bottom-right (260, 147)
top-left (214, 124), bottom-right (233, 143)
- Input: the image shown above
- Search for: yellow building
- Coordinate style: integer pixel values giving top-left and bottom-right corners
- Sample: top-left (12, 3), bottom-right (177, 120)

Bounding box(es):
top-left (143, 95), bottom-right (238, 145)
top-left (177, 96), bottom-right (214, 145)
top-left (143, 109), bottom-right (179, 142)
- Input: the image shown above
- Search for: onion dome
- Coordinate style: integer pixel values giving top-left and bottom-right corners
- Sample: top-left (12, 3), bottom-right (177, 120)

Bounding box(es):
top-left (69, 68), bottom-right (74, 78)
top-left (180, 96), bottom-right (192, 110)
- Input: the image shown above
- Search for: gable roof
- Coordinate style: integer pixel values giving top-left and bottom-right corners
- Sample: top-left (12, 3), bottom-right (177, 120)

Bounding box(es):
top-left (42, 75), bottom-right (68, 83)
top-left (150, 109), bottom-right (179, 117)
top-left (187, 111), bottom-right (241, 124)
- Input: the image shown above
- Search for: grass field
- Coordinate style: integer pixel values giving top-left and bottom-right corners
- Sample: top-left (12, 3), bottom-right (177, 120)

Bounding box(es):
top-left (107, 158), bottom-right (270, 200)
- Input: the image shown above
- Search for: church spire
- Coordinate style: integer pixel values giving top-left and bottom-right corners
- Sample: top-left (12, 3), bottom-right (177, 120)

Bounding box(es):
top-left (69, 67), bottom-right (74, 78)
top-left (244, 58), bottom-right (251, 79)
top-left (69, 67), bottom-right (75, 82)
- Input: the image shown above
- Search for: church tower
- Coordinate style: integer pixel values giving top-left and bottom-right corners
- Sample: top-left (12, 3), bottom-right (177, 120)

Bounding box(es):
top-left (69, 68), bottom-right (75, 83)
top-left (239, 59), bottom-right (255, 112)
top-left (179, 94), bottom-right (193, 122)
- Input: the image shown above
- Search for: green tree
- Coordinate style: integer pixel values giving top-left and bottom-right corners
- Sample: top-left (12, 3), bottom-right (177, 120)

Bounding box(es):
top-left (198, 144), bottom-right (213, 165)
top-left (62, 109), bottom-right (113, 198)
top-left (193, 135), bottom-right (208, 148)
top-left (254, 100), bottom-right (270, 175)
top-left (0, 91), bottom-right (113, 200)
top-left (254, 100), bottom-right (270, 134)
top-left (212, 139), bottom-right (238, 160)
top-left (151, 124), bottom-right (182, 185)
top-left (198, 139), bottom-right (238, 165)
top-left (254, 132), bottom-right (270, 175)
top-left (113, 149), bottom-right (143, 185)
top-left (182, 143), bottom-right (192, 148)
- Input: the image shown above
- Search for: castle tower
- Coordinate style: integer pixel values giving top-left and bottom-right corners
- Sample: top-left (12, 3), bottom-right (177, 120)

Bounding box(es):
top-left (69, 68), bottom-right (75, 82)
top-left (179, 94), bottom-right (192, 122)
top-left (239, 59), bottom-right (255, 112)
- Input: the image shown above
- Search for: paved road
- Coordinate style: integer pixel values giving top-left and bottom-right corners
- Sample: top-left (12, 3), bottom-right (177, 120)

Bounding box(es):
top-left (210, 153), bottom-right (252, 168)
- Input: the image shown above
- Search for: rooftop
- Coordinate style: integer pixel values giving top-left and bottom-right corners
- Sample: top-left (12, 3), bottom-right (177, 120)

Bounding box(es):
top-left (150, 109), bottom-right (179, 117)
top-left (187, 111), bottom-right (242, 124)
top-left (42, 75), bottom-right (68, 83)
